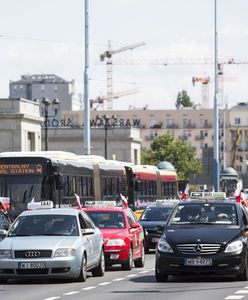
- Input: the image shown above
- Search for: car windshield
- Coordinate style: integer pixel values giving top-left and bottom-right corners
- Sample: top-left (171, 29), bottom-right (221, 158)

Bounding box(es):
top-left (140, 206), bottom-right (173, 221)
top-left (8, 214), bottom-right (79, 236)
top-left (86, 211), bottom-right (125, 229)
top-left (169, 203), bottom-right (238, 225)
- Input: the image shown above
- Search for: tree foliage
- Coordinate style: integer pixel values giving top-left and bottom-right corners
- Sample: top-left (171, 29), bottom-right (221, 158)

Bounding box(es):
top-left (141, 133), bottom-right (202, 181)
top-left (175, 89), bottom-right (194, 109)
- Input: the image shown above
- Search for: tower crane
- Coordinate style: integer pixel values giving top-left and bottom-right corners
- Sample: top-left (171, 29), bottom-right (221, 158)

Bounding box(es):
top-left (192, 76), bottom-right (211, 108)
top-left (90, 88), bottom-right (139, 110)
top-left (100, 41), bottom-right (145, 110)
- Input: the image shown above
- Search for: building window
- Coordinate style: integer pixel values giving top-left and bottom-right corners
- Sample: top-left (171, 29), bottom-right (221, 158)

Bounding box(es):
top-left (235, 117), bottom-right (241, 125)
top-left (27, 132), bottom-right (35, 151)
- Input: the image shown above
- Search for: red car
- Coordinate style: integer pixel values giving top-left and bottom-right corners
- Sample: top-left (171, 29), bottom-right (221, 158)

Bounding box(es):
top-left (82, 202), bottom-right (145, 270)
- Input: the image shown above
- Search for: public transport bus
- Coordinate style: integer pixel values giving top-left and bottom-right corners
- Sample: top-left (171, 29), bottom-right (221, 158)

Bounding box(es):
top-left (0, 151), bottom-right (178, 218)
top-left (125, 165), bottom-right (178, 208)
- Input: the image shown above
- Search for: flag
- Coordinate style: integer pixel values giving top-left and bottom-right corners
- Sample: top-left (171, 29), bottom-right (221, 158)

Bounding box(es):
top-left (120, 193), bottom-right (128, 208)
top-left (74, 193), bottom-right (82, 209)
top-left (234, 182), bottom-right (242, 203)
top-left (181, 184), bottom-right (189, 201)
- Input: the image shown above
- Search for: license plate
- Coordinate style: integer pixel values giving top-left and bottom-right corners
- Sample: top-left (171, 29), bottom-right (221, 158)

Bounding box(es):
top-left (151, 238), bottom-right (159, 243)
top-left (18, 262), bottom-right (46, 269)
top-left (184, 258), bottom-right (212, 266)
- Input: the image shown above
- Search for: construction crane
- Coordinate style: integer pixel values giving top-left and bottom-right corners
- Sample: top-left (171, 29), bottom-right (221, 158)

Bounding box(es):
top-left (100, 41), bottom-right (145, 110)
top-left (192, 76), bottom-right (211, 108)
top-left (90, 88), bottom-right (139, 110)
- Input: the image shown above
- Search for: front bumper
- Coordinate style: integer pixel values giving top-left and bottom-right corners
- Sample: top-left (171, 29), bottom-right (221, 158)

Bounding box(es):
top-left (155, 249), bottom-right (246, 277)
top-left (104, 246), bottom-right (129, 265)
top-left (0, 256), bottom-right (81, 280)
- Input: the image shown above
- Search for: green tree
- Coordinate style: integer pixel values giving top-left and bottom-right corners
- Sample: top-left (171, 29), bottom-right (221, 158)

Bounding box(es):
top-left (141, 133), bottom-right (202, 181)
top-left (175, 90), bottom-right (194, 109)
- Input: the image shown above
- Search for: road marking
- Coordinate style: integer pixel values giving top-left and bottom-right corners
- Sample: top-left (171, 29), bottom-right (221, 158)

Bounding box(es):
top-left (81, 286), bottom-right (97, 291)
top-left (139, 270), bottom-right (149, 274)
top-left (63, 291), bottom-right (80, 296)
top-left (112, 277), bottom-right (125, 281)
top-left (235, 290), bottom-right (248, 294)
top-left (43, 298), bottom-right (61, 300)
top-left (225, 296), bottom-right (245, 299)
top-left (126, 274), bottom-right (138, 278)
top-left (98, 282), bottom-right (111, 286)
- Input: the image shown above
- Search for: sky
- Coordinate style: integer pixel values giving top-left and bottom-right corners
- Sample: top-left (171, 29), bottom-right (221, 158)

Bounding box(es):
top-left (1, 0), bottom-right (248, 110)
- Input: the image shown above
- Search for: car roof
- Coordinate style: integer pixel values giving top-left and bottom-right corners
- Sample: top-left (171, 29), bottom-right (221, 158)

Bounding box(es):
top-left (19, 208), bottom-right (81, 217)
top-left (82, 206), bottom-right (126, 212)
top-left (145, 204), bottom-right (176, 209)
top-left (179, 199), bottom-right (238, 206)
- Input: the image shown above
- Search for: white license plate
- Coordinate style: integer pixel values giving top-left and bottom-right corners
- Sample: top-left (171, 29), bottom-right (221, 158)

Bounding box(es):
top-left (18, 262), bottom-right (46, 269)
top-left (184, 258), bottom-right (212, 266)
top-left (151, 238), bottom-right (159, 243)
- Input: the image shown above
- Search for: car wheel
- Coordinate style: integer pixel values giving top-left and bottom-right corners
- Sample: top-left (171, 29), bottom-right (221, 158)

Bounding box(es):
top-left (76, 253), bottom-right (87, 282)
top-left (237, 257), bottom-right (248, 281)
top-left (92, 249), bottom-right (105, 277)
top-left (145, 247), bottom-right (150, 254)
top-left (134, 244), bottom-right (145, 268)
top-left (122, 247), bottom-right (133, 270)
top-left (155, 264), bottom-right (168, 282)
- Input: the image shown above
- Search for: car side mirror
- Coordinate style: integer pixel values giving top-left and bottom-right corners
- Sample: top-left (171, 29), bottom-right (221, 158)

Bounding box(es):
top-left (0, 229), bottom-right (7, 239)
top-left (81, 228), bottom-right (95, 236)
top-left (131, 222), bottom-right (140, 229)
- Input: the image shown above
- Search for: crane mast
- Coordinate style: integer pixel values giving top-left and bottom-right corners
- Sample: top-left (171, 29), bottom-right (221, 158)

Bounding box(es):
top-left (100, 41), bottom-right (145, 109)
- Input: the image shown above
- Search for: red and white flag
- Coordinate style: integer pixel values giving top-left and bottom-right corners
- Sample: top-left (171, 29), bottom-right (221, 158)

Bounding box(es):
top-left (181, 184), bottom-right (189, 201)
top-left (234, 182), bottom-right (242, 203)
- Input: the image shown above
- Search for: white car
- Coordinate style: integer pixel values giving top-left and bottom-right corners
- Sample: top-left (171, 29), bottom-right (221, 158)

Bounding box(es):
top-left (0, 207), bottom-right (105, 283)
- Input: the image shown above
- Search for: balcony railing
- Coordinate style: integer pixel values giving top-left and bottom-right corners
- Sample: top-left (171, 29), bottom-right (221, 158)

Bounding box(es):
top-left (195, 135), bottom-right (204, 140)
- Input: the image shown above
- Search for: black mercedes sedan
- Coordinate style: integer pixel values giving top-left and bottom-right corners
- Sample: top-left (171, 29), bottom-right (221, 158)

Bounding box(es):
top-left (155, 199), bottom-right (248, 282)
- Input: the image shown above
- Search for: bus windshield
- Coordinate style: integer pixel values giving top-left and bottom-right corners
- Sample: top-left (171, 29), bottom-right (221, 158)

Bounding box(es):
top-left (0, 176), bottom-right (43, 217)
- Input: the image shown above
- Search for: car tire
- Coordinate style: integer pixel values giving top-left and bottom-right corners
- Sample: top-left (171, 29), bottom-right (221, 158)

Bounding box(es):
top-left (155, 265), bottom-right (168, 282)
top-left (122, 247), bottom-right (133, 270)
top-left (134, 244), bottom-right (145, 268)
top-left (92, 249), bottom-right (105, 277)
top-left (145, 247), bottom-right (150, 254)
top-left (76, 253), bottom-right (87, 282)
top-left (237, 257), bottom-right (248, 281)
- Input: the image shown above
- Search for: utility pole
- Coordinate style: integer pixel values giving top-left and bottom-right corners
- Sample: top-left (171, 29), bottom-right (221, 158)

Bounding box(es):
top-left (83, 0), bottom-right (90, 154)
top-left (213, 0), bottom-right (220, 191)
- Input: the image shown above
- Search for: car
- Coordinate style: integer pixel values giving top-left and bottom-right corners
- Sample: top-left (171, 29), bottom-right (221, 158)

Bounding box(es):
top-left (82, 201), bottom-right (145, 270)
top-left (133, 206), bottom-right (147, 220)
top-left (155, 197), bottom-right (248, 282)
top-left (0, 201), bottom-right (105, 283)
top-left (139, 200), bottom-right (178, 253)
top-left (0, 213), bottom-right (11, 238)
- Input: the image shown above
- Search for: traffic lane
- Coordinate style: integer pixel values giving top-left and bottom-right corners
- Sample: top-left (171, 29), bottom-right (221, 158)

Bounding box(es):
top-left (1, 254), bottom-right (248, 300)
top-left (0, 254), bottom-right (155, 300)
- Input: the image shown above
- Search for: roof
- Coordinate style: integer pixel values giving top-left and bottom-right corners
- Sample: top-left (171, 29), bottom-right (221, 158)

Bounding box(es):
top-left (82, 206), bottom-right (126, 212)
top-left (19, 208), bottom-right (80, 217)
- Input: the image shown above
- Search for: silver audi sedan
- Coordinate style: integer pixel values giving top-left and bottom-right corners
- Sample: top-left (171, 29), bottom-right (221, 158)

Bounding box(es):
top-left (0, 207), bottom-right (105, 283)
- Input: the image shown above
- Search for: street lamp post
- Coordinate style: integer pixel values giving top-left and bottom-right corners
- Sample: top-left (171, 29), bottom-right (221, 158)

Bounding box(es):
top-left (103, 115), bottom-right (111, 159)
top-left (42, 97), bottom-right (60, 151)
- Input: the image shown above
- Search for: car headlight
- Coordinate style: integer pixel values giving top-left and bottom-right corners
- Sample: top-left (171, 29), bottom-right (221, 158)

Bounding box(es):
top-left (157, 238), bottom-right (173, 253)
top-left (0, 250), bottom-right (11, 259)
top-left (54, 248), bottom-right (76, 257)
top-left (225, 240), bottom-right (243, 254)
top-left (106, 239), bottom-right (126, 246)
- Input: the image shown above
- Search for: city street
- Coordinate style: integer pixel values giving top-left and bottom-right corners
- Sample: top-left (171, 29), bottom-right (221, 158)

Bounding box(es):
top-left (1, 253), bottom-right (248, 300)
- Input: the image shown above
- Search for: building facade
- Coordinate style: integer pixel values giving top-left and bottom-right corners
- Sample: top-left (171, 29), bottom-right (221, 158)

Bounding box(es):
top-left (9, 74), bottom-right (82, 116)
top-left (0, 98), bottom-right (43, 152)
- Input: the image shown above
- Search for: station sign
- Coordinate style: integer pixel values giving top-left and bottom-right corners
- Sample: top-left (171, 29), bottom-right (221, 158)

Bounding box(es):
top-left (0, 163), bottom-right (43, 175)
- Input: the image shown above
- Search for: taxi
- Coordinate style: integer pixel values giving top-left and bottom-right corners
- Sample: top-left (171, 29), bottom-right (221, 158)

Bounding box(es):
top-left (82, 200), bottom-right (145, 270)
top-left (0, 200), bottom-right (105, 283)
top-left (155, 192), bottom-right (248, 282)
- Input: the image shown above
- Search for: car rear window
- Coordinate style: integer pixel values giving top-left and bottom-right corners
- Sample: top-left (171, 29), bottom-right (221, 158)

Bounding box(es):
top-left (86, 211), bottom-right (125, 229)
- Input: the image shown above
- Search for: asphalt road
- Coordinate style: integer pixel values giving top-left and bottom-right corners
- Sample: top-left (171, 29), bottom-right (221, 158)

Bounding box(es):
top-left (1, 253), bottom-right (248, 300)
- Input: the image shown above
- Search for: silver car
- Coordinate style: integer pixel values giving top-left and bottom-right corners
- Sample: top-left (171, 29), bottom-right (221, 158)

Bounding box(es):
top-left (0, 208), bottom-right (105, 283)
